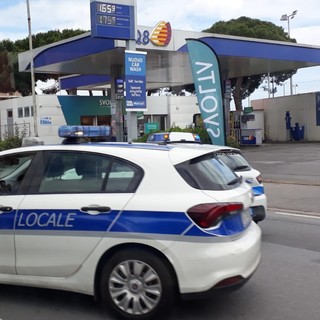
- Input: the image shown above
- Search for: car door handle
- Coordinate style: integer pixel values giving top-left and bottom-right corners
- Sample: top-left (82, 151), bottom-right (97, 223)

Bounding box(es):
top-left (0, 206), bottom-right (13, 213)
top-left (81, 206), bottom-right (111, 214)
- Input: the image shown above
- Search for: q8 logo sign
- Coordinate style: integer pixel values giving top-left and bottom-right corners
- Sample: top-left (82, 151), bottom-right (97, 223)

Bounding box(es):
top-left (136, 21), bottom-right (172, 47)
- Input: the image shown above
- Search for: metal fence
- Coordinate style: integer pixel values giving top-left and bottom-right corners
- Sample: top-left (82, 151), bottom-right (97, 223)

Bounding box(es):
top-left (0, 123), bottom-right (32, 140)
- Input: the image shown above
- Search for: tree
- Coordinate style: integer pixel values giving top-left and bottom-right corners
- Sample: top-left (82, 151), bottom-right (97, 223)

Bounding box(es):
top-left (202, 16), bottom-right (297, 110)
top-left (0, 51), bottom-right (13, 93)
top-left (0, 29), bottom-right (87, 95)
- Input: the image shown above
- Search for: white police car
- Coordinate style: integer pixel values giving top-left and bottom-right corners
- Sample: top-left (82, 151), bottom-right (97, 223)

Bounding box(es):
top-left (0, 126), bottom-right (261, 320)
top-left (212, 147), bottom-right (267, 223)
top-left (146, 131), bottom-right (201, 143)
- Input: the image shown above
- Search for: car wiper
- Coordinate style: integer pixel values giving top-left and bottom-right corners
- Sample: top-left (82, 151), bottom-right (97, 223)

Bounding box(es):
top-left (227, 176), bottom-right (242, 185)
top-left (233, 165), bottom-right (250, 171)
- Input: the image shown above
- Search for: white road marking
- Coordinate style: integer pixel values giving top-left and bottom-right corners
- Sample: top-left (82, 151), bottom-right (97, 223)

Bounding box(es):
top-left (251, 161), bottom-right (284, 164)
top-left (273, 211), bottom-right (320, 220)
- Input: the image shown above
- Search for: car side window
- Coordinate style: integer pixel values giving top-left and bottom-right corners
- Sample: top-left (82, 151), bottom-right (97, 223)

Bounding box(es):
top-left (38, 151), bottom-right (143, 194)
top-left (0, 153), bottom-right (35, 195)
top-left (147, 134), bottom-right (155, 142)
top-left (104, 159), bottom-right (143, 193)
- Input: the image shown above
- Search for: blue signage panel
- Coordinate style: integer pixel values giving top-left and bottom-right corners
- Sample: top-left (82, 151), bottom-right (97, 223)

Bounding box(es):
top-left (125, 51), bottom-right (147, 111)
top-left (186, 39), bottom-right (225, 146)
top-left (90, 1), bottom-right (135, 40)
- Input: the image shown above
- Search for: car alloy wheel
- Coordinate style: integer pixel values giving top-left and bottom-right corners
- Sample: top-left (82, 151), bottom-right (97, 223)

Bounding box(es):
top-left (100, 248), bottom-right (175, 319)
top-left (109, 259), bottom-right (161, 315)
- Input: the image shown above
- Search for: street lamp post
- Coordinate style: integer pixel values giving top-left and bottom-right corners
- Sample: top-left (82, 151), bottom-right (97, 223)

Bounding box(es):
top-left (26, 0), bottom-right (38, 136)
top-left (280, 10), bottom-right (297, 96)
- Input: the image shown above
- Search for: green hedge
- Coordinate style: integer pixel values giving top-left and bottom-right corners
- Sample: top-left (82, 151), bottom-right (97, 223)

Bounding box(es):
top-left (0, 124), bottom-right (26, 151)
top-left (0, 136), bottom-right (22, 151)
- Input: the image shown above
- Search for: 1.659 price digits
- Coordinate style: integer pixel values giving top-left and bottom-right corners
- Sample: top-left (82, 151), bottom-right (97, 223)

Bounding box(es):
top-left (97, 3), bottom-right (116, 13)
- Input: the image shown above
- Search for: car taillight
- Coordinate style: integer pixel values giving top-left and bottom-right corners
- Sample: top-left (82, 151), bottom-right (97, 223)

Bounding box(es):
top-left (214, 275), bottom-right (245, 288)
top-left (187, 203), bottom-right (244, 228)
top-left (256, 174), bottom-right (262, 184)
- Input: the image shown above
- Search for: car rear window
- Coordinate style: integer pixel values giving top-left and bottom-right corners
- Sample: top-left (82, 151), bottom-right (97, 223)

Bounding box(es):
top-left (175, 152), bottom-right (242, 190)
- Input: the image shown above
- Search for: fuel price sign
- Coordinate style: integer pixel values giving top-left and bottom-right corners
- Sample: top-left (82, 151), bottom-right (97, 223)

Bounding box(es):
top-left (90, 0), bottom-right (135, 40)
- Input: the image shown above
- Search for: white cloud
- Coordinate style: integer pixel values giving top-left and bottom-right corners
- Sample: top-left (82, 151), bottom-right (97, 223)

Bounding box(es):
top-left (1, 0), bottom-right (320, 46)
top-left (2, 0), bottom-right (320, 97)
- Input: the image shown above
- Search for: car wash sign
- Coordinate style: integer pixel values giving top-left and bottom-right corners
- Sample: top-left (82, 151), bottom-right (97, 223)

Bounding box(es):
top-left (125, 50), bottom-right (147, 111)
top-left (186, 39), bottom-right (225, 145)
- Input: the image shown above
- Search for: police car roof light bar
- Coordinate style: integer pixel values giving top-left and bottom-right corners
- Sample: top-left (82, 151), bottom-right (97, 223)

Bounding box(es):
top-left (58, 125), bottom-right (112, 138)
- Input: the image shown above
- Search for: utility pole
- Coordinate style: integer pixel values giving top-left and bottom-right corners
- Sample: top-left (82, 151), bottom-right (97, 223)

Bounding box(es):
top-left (26, 0), bottom-right (38, 136)
top-left (280, 10), bottom-right (298, 96)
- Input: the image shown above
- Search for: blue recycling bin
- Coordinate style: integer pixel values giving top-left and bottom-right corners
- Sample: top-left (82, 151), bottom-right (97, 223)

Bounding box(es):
top-left (298, 126), bottom-right (305, 140)
top-left (291, 123), bottom-right (304, 141)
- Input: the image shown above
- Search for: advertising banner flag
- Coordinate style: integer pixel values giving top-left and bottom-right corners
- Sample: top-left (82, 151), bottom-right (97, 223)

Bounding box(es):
top-left (125, 50), bottom-right (147, 111)
top-left (186, 39), bottom-right (225, 145)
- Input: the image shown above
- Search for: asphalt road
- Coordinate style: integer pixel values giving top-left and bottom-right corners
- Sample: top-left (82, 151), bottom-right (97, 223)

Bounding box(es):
top-left (241, 142), bottom-right (320, 214)
top-left (1, 211), bottom-right (320, 320)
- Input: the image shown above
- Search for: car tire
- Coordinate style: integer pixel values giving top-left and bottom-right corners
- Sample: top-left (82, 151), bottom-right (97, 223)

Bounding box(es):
top-left (100, 248), bottom-right (176, 320)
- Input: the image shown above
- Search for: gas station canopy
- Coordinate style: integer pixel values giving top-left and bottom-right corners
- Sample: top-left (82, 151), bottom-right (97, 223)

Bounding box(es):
top-left (18, 26), bottom-right (320, 91)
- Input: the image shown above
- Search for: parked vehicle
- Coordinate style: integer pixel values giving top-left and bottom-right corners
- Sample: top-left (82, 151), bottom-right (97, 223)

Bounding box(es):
top-left (214, 148), bottom-right (267, 223)
top-left (169, 143), bottom-right (267, 223)
top-left (146, 131), bottom-right (201, 143)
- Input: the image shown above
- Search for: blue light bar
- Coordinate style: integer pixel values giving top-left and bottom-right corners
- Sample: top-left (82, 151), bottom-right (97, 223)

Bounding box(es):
top-left (193, 134), bottom-right (201, 142)
top-left (58, 125), bottom-right (112, 138)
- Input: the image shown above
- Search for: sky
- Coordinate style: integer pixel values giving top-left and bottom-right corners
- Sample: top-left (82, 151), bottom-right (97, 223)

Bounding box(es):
top-left (1, 0), bottom-right (320, 102)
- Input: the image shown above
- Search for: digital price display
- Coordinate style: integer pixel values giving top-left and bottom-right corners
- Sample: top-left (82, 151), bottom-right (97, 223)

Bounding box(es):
top-left (90, 1), bottom-right (135, 40)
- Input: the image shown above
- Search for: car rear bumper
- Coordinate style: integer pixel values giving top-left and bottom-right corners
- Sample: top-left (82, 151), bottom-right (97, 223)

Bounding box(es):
top-left (251, 194), bottom-right (267, 222)
top-left (167, 222), bottom-right (262, 297)
top-left (181, 268), bottom-right (256, 300)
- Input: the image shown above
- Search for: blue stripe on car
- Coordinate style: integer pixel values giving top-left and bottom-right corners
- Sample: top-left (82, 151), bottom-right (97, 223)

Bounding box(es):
top-left (109, 210), bottom-right (191, 234)
top-left (0, 214), bottom-right (15, 230)
top-left (185, 212), bottom-right (247, 237)
top-left (14, 210), bottom-right (119, 231)
top-left (3, 209), bottom-right (248, 237)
